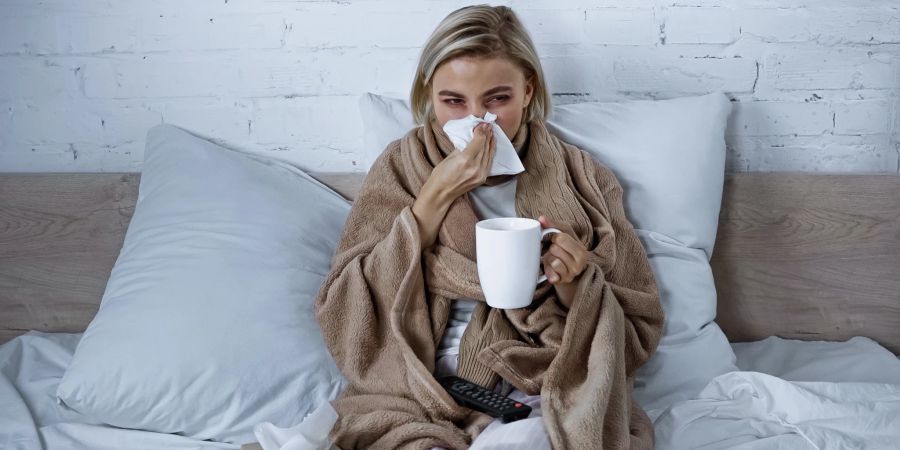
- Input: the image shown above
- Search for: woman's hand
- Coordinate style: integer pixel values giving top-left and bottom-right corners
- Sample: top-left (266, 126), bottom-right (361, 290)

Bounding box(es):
top-left (424, 122), bottom-right (496, 202)
top-left (412, 122), bottom-right (496, 248)
top-left (538, 215), bottom-right (589, 310)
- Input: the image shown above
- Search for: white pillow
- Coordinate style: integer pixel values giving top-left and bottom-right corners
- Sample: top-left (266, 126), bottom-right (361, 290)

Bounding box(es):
top-left (358, 92), bottom-right (739, 419)
top-left (56, 124), bottom-right (350, 444)
top-left (629, 230), bottom-right (738, 419)
top-left (547, 96), bottom-right (728, 256)
top-left (359, 92), bottom-right (415, 168)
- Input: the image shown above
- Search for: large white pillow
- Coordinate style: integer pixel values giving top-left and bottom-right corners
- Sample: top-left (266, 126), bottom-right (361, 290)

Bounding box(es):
top-left (56, 124), bottom-right (350, 444)
top-left (358, 92), bottom-right (739, 419)
top-left (629, 230), bottom-right (738, 419)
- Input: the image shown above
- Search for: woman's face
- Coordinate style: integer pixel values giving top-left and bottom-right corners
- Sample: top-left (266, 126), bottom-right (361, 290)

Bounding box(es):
top-left (431, 55), bottom-right (534, 142)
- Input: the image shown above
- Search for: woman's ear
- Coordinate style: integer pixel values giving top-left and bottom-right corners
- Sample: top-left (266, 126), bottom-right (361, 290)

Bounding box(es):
top-left (523, 75), bottom-right (535, 109)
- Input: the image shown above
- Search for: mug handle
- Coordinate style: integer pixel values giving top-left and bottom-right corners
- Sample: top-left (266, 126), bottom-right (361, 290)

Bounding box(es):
top-left (537, 228), bottom-right (561, 284)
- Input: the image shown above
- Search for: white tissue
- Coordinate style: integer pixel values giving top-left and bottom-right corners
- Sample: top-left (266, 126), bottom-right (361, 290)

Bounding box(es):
top-left (253, 402), bottom-right (340, 450)
top-left (442, 112), bottom-right (525, 176)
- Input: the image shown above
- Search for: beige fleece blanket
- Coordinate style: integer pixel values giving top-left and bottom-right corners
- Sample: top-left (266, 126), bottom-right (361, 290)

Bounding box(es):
top-left (314, 116), bottom-right (665, 450)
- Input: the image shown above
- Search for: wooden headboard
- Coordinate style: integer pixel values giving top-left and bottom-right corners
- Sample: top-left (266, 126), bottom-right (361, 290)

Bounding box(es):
top-left (1, 172), bottom-right (899, 354)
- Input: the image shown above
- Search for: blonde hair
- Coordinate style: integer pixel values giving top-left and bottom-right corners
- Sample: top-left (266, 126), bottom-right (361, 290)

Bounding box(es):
top-left (410, 4), bottom-right (552, 125)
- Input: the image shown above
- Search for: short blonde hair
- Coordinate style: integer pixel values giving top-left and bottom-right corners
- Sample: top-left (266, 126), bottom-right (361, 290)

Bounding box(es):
top-left (410, 4), bottom-right (552, 125)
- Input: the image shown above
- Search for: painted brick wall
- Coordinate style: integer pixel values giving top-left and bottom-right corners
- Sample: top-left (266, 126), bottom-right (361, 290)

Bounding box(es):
top-left (0, 0), bottom-right (898, 173)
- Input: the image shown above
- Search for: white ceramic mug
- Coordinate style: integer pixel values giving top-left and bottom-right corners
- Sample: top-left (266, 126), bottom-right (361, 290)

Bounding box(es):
top-left (475, 217), bottom-right (561, 309)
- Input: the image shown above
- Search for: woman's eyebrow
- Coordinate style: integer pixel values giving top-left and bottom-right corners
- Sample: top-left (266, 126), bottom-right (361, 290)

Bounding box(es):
top-left (438, 86), bottom-right (513, 97)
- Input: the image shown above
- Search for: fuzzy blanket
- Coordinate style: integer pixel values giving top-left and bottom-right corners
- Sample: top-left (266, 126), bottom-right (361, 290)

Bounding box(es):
top-left (314, 116), bottom-right (665, 449)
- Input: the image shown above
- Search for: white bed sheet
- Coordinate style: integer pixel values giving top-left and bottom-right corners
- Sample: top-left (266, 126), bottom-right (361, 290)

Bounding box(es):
top-left (0, 331), bottom-right (239, 450)
top-left (652, 336), bottom-right (900, 450)
top-left (3, 331), bottom-right (900, 450)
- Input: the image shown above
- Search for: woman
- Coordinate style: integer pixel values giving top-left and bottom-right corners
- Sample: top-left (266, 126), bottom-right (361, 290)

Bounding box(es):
top-left (315, 5), bottom-right (665, 450)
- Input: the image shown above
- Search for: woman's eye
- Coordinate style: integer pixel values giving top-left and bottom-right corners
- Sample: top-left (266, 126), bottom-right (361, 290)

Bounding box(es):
top-left (443, 96), bottom-right (508, 106)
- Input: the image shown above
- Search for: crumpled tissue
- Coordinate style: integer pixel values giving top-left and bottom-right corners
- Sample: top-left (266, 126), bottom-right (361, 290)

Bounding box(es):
top-left (442, 111), bottom-right (525, 176)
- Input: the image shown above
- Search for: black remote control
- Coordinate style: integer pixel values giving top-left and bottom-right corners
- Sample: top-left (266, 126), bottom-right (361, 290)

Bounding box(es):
top-left (438, 375), bottom-right (532, 423)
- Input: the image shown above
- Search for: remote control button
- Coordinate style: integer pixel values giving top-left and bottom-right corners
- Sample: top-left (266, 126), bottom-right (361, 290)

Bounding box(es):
top-left (514, 402), bottom-right (522, 407)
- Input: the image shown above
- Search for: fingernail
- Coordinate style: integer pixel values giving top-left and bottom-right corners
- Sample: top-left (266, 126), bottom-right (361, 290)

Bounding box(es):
top-left (551, 260), bottom-right (562, 268)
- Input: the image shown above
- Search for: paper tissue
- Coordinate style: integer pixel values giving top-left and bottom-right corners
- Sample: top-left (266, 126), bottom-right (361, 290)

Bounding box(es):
top-left (441, 112), bottom-right (525, 176)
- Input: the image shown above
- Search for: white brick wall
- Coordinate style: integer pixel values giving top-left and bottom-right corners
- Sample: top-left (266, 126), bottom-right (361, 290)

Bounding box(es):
top-left (0, 0), bottom-right (897, 173)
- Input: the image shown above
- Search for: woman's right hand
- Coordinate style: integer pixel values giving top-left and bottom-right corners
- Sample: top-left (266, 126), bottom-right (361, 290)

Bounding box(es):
top-left (425, 121), bottom-right (496, 201)
top-left (412, 122), bottom-right (496, 248)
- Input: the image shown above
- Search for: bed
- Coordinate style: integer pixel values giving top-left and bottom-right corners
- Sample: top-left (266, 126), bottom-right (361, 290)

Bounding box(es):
top-left (2, 168), bottom-right (899, 450)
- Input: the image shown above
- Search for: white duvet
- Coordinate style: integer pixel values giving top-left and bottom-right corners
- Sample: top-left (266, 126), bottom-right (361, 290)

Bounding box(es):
top-left (3, 331), bottom-right (900, 450)
top-left (654, 371), bottom-right (900, 450)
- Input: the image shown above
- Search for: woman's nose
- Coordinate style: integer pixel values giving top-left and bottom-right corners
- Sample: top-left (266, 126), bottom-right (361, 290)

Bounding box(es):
top-left (470, 106), bottom-right (487, 118)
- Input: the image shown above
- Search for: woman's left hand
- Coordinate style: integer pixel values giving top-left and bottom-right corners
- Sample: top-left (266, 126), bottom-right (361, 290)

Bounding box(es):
top-left (538, 216), bottom-right (589, 310)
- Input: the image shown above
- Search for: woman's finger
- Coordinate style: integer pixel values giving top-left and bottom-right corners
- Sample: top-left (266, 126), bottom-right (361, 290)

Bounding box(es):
top-left (477, 124), bottom-right (494, 171)
top-left (549, 253), bottom-right (579, 283)
top-left (486, 128), bottom-right (496, 167)
top-left (546, 244), bottom-right (577, 279)
top-left (550, 233), bottom-right (588, 271)
top-left (465, 123), bottom-right (489, 160)
top-left (542, 259), bottom-right (561, 283)
top-left (538, 215), bottom-right (559, 230)
top-left (552, 259), bottom-right (574, 283)
top-left (542, 252), bottom-right (570, 281)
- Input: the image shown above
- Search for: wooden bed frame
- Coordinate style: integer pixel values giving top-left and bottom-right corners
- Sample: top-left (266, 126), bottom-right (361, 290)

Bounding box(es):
top-left (1, 172), bottom-right (899, 354)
